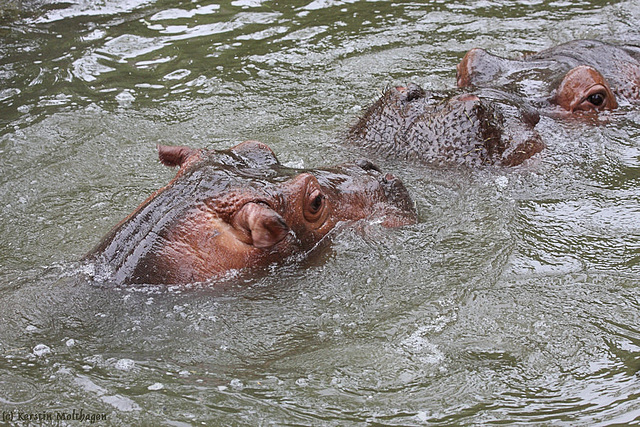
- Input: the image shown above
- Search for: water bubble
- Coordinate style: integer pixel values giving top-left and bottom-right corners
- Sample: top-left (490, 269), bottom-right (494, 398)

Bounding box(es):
top-left (231, 0), bottom-right (264, 7)
top-left (57, 366), bottom-right (72, 375)
top-left (72, 55), bottom-right (116, 82)
top-left (114, 358), bottom-right (135, 371)
top-left (0, 88), bottom-right (21, 102)
top-left (81, 29), bottom-right (107, 42)
top-left (230, 379), bottom-right (244, 390)
top-left (147, 382), bottom-right (164, 391)
top-left (33, 344), bottom-right (51, 357)
top-left (65, 339), bottom-right (76, 348)
top-left (116, 90), bottom-right (135, 107)
top-left (416, 411), bottom-right (429, 422)
top-left (494, 175), bottom-right (509, 189)
top-left (163, 69), bottom-right (192, 81)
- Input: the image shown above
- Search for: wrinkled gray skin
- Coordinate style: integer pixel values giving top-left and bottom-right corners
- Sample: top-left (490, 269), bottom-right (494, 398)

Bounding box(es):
top-left (348, 83), bottom-right (544, 167)
top-left (457, 40), bottom-right (640, 109)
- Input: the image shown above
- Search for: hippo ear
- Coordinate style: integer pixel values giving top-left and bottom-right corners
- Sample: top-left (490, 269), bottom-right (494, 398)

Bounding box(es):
top-left (231, 202), bottom-right (289, 248)
top-left (158, 145), bottom-right (198, 167)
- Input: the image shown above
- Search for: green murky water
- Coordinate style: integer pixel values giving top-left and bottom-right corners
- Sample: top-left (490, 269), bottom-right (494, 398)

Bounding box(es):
top-left (1, 0), bottom-right (640, 425)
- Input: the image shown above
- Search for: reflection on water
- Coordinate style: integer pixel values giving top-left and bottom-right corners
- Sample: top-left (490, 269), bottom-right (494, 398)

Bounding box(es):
top-left (1, 0), bottom-right (640, 425)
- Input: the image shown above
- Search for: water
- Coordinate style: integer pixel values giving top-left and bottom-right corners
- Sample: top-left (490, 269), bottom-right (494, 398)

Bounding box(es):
top-left (1, 0), bottom-right (640, 425)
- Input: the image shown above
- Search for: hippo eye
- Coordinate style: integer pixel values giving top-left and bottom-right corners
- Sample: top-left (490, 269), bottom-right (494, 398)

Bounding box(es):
top-left (304, 188), bottom-right (326, 222)
top-left (587, 92), bottom-right (604, 107)
top-left (572, 86), bottom-right (616, 112)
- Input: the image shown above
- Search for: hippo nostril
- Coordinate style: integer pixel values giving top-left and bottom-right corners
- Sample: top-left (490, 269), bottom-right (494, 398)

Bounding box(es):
top-left (396, 84), bottom-right (426, 102)
top-left (379, 173), bottom-right (396, 185)
top-left (355, 159), bottom-right (382, 173)
top-left (405, 83), bottom-right (426, 102)
top-left (522, 108), bottom-right (540, 126)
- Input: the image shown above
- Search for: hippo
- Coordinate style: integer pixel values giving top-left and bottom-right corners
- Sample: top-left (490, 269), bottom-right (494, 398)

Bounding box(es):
top-left (348, 83), bottom-right (544, 167)
top-left (85, 141), bottom-right (417, 285)
top-left (457, 39), bottom-right (640, 114)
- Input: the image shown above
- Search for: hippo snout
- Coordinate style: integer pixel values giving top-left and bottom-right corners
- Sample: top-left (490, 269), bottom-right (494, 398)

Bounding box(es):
top-left (354, 160), bottom-right (407, 196)
top-left (374, 171), bottom-right (415, 220)
top-left (382, 172), bottom-right (395, 184)
top-left (522, 108), bottom-right (540, 127)
top-left (378, 172), bottom-right (402, 192)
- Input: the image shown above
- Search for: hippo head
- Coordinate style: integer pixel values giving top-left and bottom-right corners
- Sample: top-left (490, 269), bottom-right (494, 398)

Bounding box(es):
top-left (348, 83), bottom-right (544, 167)
top-left (457, 40), bottom-right (640, 115)
top-left (86, 141), bottom-right (416, 285)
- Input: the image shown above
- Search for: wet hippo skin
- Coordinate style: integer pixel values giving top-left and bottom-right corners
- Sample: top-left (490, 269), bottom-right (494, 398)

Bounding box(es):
top-left (457, 39), bottom-right (640, 113)
top-left (85, 141), bottom-right (417, 285)
top-left (348, 83), bottom-right (544, 167)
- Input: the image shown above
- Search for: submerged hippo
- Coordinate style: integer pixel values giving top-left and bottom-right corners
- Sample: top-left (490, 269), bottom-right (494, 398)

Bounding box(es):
top-left (86, 141), bottom-right (417, 285)
top-left (348, 83), bottom-right (544, 167)
top-left (457, 39), bottom-right (640, 113)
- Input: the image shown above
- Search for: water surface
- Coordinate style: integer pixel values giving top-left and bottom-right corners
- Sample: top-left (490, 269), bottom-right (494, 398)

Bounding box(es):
top-left (1, 0), bottom-right (640, 425)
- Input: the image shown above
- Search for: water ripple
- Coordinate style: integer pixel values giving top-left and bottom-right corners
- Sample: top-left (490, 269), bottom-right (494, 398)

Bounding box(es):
top-left (2, 0), bottom-right (640, 425)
